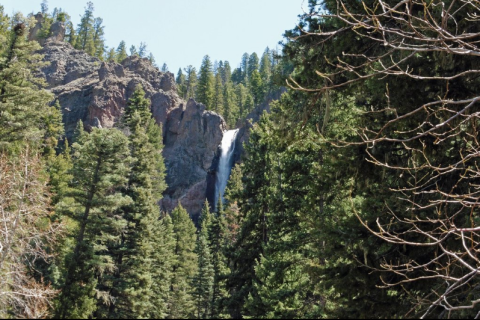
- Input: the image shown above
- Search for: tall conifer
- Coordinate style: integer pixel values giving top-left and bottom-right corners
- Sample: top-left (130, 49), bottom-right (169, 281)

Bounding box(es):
top-left (55, 128), bottom-right (132, 319)
top-left (168, 205), bottom-right (198, 319)
top-left (196, 55), bottom-right (215, 108)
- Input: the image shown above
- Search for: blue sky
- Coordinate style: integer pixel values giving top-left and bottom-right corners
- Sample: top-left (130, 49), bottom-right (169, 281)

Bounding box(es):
top-left (3, 0), bottom-right (306, 73)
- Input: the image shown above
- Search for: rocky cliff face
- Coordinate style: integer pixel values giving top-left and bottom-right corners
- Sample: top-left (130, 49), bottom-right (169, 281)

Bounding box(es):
top-left (38, 39), bottom-right (225, 218)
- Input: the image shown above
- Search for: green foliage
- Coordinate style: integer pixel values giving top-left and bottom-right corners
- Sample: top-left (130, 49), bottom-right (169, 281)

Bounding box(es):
top-left (0, 21), bottom-right (58, 150)
top-left (176, 68), bottom-right (187, 99)
top-left (75, 2), bottom-right (95, 55)
top-left (184, 65), bottom-right (198, 100)
top-left (92, 17), bottom-right (105, 59)
top-left (116, 40), bottom-right (127, 62)
top-left (247, 53), bottom-right (259, 80)
top-left (169, 205), bottom-right (198, 319)
top-left (193, 215), bottom-right (214, 319)
top-left (212, 73), bottom-right (224, 115)
top-left (55, 128), bottom-right (132, 319)
top-left (124, 84), bottom-right (151, 127)
top-left (196, 55), bottom-right (215, 109)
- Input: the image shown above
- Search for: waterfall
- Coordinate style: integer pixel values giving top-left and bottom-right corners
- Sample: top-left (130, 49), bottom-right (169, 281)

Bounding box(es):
top-left (215, 129), bottom-right (239, 208)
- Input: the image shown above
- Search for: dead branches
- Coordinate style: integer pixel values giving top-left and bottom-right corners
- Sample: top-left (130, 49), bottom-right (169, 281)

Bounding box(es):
top-left (0, 150), bottom-right (61, 318)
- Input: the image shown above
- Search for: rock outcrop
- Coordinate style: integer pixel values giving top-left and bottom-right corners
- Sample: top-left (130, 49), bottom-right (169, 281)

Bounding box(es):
top-left (38, 40), bottom-right (226, 218)
top-left (38, 41), bottom-right (181, 137)
top-left (160, 99), bottom-right (225, 220)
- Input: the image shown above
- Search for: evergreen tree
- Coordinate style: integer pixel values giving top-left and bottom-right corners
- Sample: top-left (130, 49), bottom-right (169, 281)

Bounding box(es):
top-left (249, 70), bottom-right (264, 105)
top-left (150, 214), bottom-right (176, 318)
top-left (240, 53), bottom-right (249, 84)
top-left (0, 22), bottom-right (58, 149)
top-left (196, 55), bottom-right (215, 108)
top-left (148, 53), bottom-right (156, 66)
top-left (65, 21), bottom-right (76, 47)
top-left (168, 205), bottom-right (198, 319)
top-left (75, 2), bottom-right (95, 55)
top-left (0, 6), bottom-right (10, 45)
top-left (105, 108), bottom-right (167, 318)
top-left (91, 85), bottom-right (166, 318)
top-left (176, 68), bottom-right (187, 99)
top-left (212, 72), bottom-right (224, 115)
top-left (231, 67), bottom-right (242, 85)
top-left (38, 13), bottom-right (53, 40)
top-left (225, 116), bottom-right (272, 319)
top-left (209, 200), bottom-right (230, 319)
top-left (124, 84), bottom-right (151, 126)
top-left (106, 47), bottom-right (116, 62)
top-left (92, 17), bottom-right (105, 59)
top-left (247, 52), bottom-right (259, 80)
top-left (259, 49), bottom-right (272, 92)
top-left (161, 63), bottom-right (169, 73)
top-left (41, 0), bottom-right (49, 14)
top-left (192, 213), bottom-right (214, 319)
top-left (221, 61), bottom-right (232, 85)
top-left (55, 128), bottom-right (132, 319)
top-left (234, 84), bottom-right (248, 120)
top-left (184, 65), bottom-right (198, 100)
top-left (129, 45), bottom-right (137, 56)
top-left (116, 40), bottom-right (128, 62)
top-left (223, 82), bottom-right (239, 128)
top-left (138, 42), bottom-right (147, 58)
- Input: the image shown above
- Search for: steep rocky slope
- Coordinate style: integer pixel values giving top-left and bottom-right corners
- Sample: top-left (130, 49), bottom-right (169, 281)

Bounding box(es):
top-left (38, 38), bottom-right (225, 219)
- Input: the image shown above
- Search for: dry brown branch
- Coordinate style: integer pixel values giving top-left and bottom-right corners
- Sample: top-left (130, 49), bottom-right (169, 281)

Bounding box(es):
top-left (0, 150), bottom-right (62, 318)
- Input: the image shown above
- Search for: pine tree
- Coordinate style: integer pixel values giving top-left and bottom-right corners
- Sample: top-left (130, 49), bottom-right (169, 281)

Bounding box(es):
top-left (196, 55), bottom-right (215, 108)
top-left (223, 82), bottom-right (239, 128)
top-left (124, 84), bottom-right (151, 126)
top-left (0, 22), bottom-right (58, 149)
top-left (176, 68), bottom-right (187, 99)
top-left (106, 48), bottom-right (116, 62)
top-left (38, 13), bottom-right (53, 41)
top-left (209, 200), bottom-right (230, 319)
top-left (150, 214), bottom-right (176, 318)
top-left (65, 21), bottom-right (76, 47)
top-left (138, 42), bottom-right (147, 58)
top-left (240, 53), bottom-right (249, 85)
top-left (116, 40), bottom-right (128, 62)
top-left (225, 116), bottom-right (272, 319)
top-left (92, 17), bottom-right (105, 59)
top-left (55, 128), bottom-right (132, 319)
top-left (161, 63), bottom-right (169, 73)
top-left (148, 53), bottom-right (156, 67)
top-left (168, 205), bottom-right (198, 319)
top-left (259, 49), bottom-right (272, 93)
top-left (221, 61), bottom-right (232, 85)
top-left (184, 65), bottom-right (198, 100)
top-left (129, 45), bottom-right (137, 56)
top-left (0, 6), bottom-right (10, 45)
top-left (192, 213), bottom-right (214, 319)
top-left (75, 2), bottom-right (95, 55)
top-left (231, 67), bottom-right (242, 85)
top-left (212, 73), bottom-right (224, 115)
top-left (247, 52), bottom-right (259, 80)
top-left (234, 84), bottom-right (249, 120)
top-left (105, 85), bottom-right (167, 318)
top-left (249, 70), bottom-right (264, 105)
top-left (41, 0), bottom-right (49, 14)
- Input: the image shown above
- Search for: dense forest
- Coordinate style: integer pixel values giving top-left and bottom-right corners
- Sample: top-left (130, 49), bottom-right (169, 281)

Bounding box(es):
top-left (2, 0), bottom-right (480, 319)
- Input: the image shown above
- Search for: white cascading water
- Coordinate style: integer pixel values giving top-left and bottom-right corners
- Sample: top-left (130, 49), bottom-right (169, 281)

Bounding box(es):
top-left (215, 129), bottom-right (239, 207)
